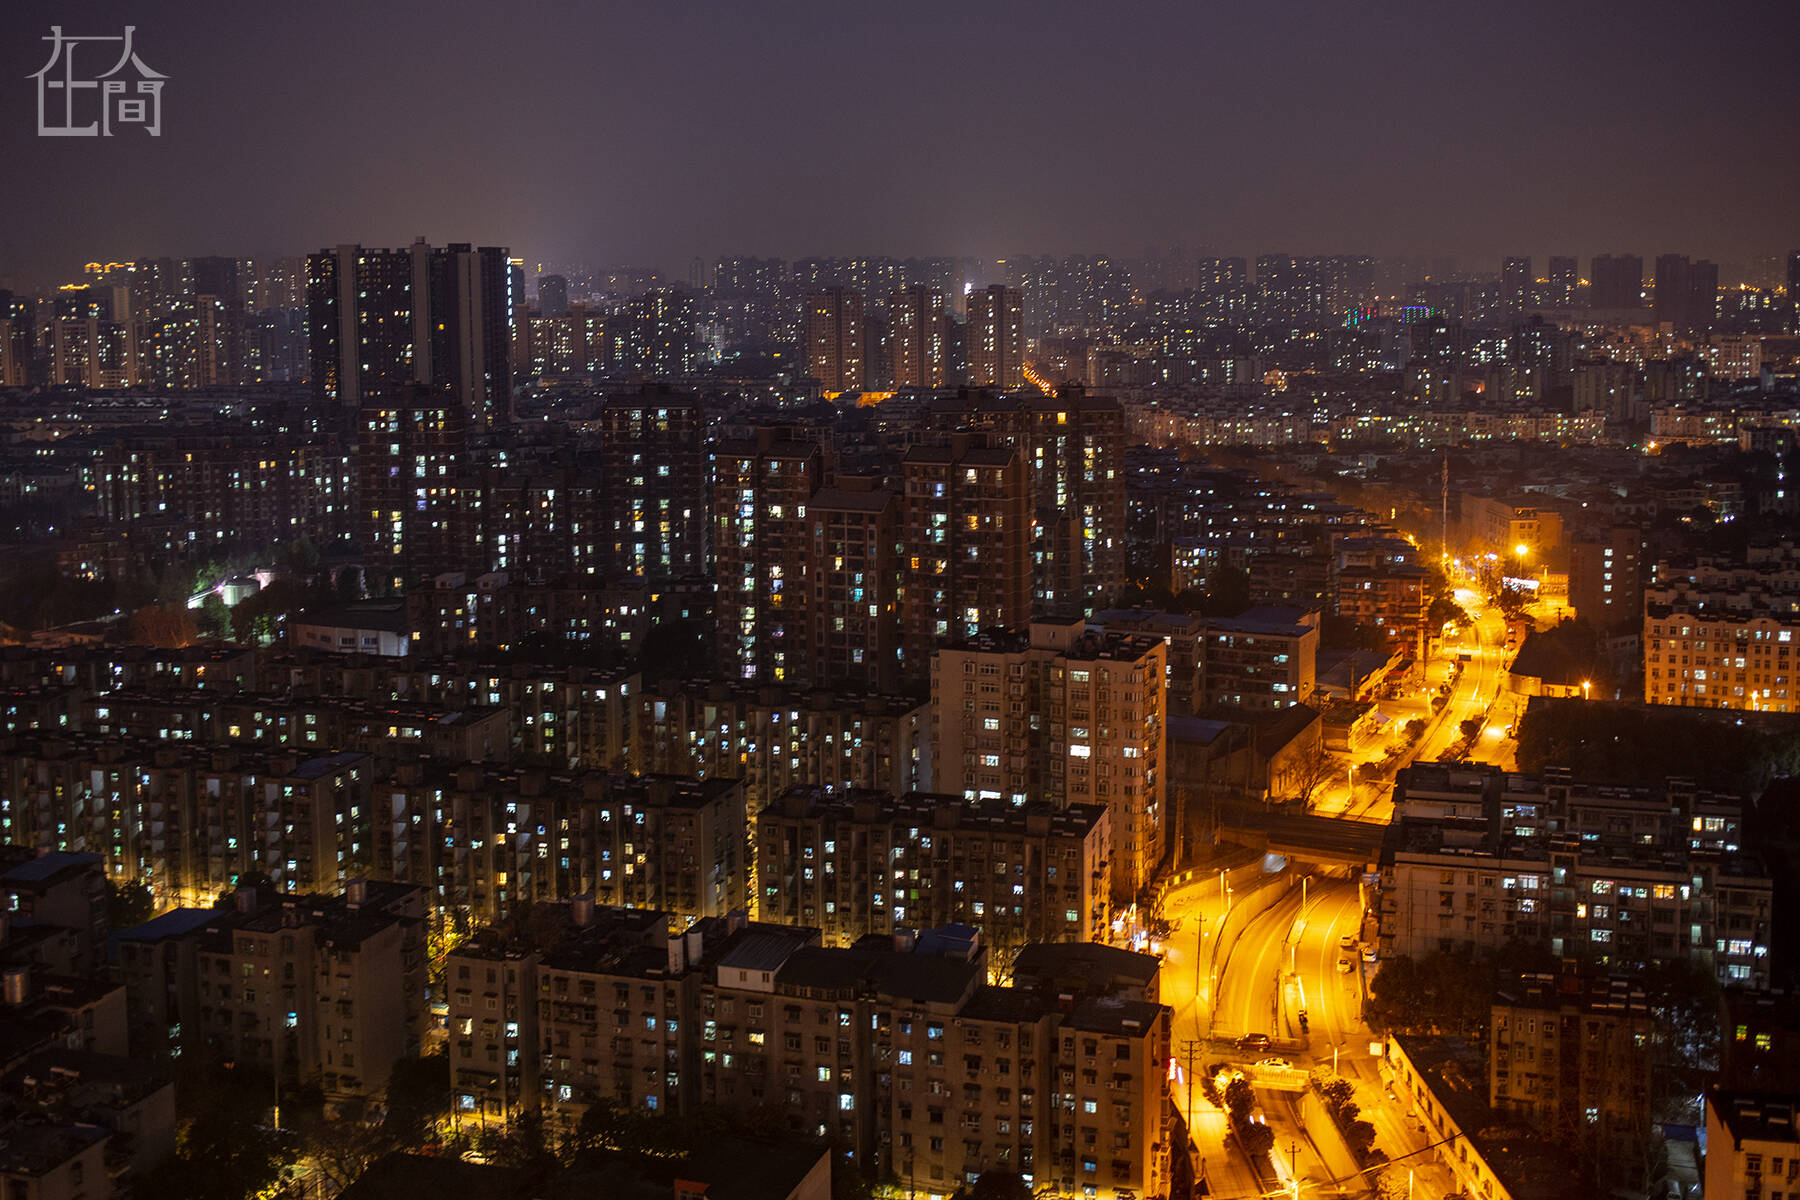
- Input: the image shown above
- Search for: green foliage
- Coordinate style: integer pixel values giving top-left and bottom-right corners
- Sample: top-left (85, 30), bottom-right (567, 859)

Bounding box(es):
top-left (1322, 615), bottom-right (1391, 653)
top-left (1317, 1076), bottom-right (1356, 1114)
top-left (197, 593), bottom-right (232, 640)
top-left (1516, 698), bottom-right (1800, 795)
top-left (1238, 1121), bottom-right (1274, 1156)
top-left (1223, 1075), bottom-right (1255, 1126)
top-left (135, 1065), bottom-right (296, 1200)
top-left (956, 1170), bottom-right (1032, 1200)
top-left (382, 1052), bottom-right (450, 1143)
top-left (1364, 947), bottom-right (1509, 1038)
top-left (1489, 583), bottom-right (1531, 618)
top-left (1112, 582), bottom-right (1180, 612)
top-left (0, 561), bottom-right (131, 632)
top-left (477, 1109), bottom-right (559, 1182)
top-left (1199, 567), bottom-right (1250, 618)
top-left (1428, 593), bottom-right (1472, 629)
top-left (106, 878), bottom-right (155, 929)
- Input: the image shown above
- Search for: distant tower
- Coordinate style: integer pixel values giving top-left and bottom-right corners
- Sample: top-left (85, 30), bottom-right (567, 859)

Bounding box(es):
top-left (888, 286), bottom-right (947, 389)
top-left (537, 274), bottom-right (569, 318)
top-left (804, 288), bottom-right (864, 393)
top-left (966, 284), bottom-right (1024, 389)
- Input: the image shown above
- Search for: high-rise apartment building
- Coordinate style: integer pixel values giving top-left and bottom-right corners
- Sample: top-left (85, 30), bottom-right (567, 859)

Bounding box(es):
top-left (1193, 257), bottom-right (1249, 322)
top-left (931, 618), bottom-right (1167, 905)
top-left (1568, 526), bottom-right (1642, 632)
top-left (899, 436), bottom-right (1032, 680)
top-left (1653, 253), bottom-right (1719, 331)
top-left (922, 391), bottom-right (1127, 610)
top-left (808, 477), bottom-right (903, 692)
top-left (359, 383), bottom-right (474, 585)
top-left (188, 255), bottom-right (245, 385)
top-left (888, 285), bottom-right (947, 389)
top-left (714, 428), bottom-right (824, 684)
top-left (1588, 254), bottom-right (1644, 310)
top-left (600, 386), bottom-right (709, 581)
top-left (613, 289), bottom-right (699, 376)
top-left (307, 240), bottom-right (514, 425)
top-left (805, 287), bottom-right (865, 393)
top-left (537, 273), bottom-right (569, 318)
top-left (966, 285), bottom-right (1024, 389)
top-left (1546, 256), bottom-right (1579, 307)
top-left (1501, 256), bottom-right (1531, 314)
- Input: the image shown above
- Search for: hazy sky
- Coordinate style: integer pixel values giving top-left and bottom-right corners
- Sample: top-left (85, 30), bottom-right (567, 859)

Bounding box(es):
top-left (4, 0), bottom-right (1798, 288)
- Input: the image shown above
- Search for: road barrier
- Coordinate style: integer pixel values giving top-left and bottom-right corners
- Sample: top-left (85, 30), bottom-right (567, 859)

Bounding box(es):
top-left (1204, 867), bottom-right (1301, 1036)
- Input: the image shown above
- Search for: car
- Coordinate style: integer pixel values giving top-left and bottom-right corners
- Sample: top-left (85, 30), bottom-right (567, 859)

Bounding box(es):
top-left (1236, 1033), bottom-right (1272, 1052)
top-left (1362, 947), bottom-right (1378, 964)
top-left (1255, 1057), bottom-right (1293, 1071)
top-left (1336, 958), bottom-right (1354, 974)
top-left (1338, 936), bottom-right (1357, 952)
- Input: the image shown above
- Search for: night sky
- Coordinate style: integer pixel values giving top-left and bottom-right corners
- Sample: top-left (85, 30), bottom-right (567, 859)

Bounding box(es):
top-left (4, 0), bottom-right (1798, 287)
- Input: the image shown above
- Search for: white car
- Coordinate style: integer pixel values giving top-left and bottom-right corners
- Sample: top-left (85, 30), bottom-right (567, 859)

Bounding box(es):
top-left (1336, 958), bottom-right (1354, 974)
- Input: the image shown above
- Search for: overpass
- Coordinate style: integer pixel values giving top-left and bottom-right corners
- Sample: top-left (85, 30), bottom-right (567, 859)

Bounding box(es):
top-left (1214, 800), bottom-right (1388, 868)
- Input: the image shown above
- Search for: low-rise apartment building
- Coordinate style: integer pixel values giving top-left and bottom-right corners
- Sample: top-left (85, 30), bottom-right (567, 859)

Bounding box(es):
top-left (755, 786), bottom-right (1109, 967)
top-left (1379, 763), bottom-right (1772, 987)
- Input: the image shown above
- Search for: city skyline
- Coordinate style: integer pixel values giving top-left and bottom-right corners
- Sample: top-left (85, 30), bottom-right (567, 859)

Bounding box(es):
top-left (4, 0), bottom-right (1800, 287)
top-left (5, 5), bottom-right (1800, 1199)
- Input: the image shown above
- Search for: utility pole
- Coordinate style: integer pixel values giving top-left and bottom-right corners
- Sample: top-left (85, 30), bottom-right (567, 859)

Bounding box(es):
top-left (1440, 453), bottom-right (1449, 559)
top-left (1181, 1037), bottom-right (1203, 1129)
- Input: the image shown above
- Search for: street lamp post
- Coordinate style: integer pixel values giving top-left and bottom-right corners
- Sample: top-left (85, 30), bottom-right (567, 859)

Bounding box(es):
top-left (1581, 679), bottom-right (1592, 701)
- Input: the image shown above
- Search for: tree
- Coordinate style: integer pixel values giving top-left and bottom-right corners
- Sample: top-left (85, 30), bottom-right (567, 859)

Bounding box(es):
top-left (383, 1052), bottom-right (450, 1143)
top-left (128, 604), bottom-right (198, 648)
top-left (1364, 947), bottom-right (1503, 1039)
top-left (1238, 1121), bottom-right (1274, 1156)
top-left (477, 1109), bottom-right (559, 1180)
top-left (1200, 567), bottom-right (1250, 618)
top-left (1516, 698), bottom-right (1800, 796)
top-left (1458, 717), bottom-right (1483, 743)
top-left (1322, 615), bottom-right (1390, 653)
top-left (1317, 1076), bottom-right (1356, 1115)
top-left (963, 1171), bottom-right (1031, 1200)
top-left (135, 1065), bottom-right (295, 1200)
top-left (1490, 583), bottom-right (1531, 620)
top-left (197, 593), bottom-right (232, 641)
top-left (1286, 743), bottom-right (1340, 811)
top-left (295, 1116), bottom-right (392, 1196)
top-left (1428, 593), bottom-right (1472, 630)
top-left (1344, 1119), bottom-right (1377, 1156)
top-left (106, 878), bottom-right (155, 929)
top-left (1223, 1075), bottom-right (1255, 1127)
